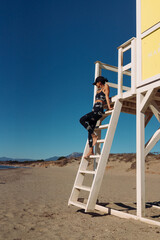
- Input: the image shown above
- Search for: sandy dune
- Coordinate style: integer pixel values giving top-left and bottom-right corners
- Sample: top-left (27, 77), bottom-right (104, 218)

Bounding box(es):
top-left (0, 157), bottom-right (160, 240)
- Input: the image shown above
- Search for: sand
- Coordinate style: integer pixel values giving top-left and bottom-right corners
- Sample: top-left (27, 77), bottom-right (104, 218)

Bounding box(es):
top-left (0, 160), bottom-right (160, 240)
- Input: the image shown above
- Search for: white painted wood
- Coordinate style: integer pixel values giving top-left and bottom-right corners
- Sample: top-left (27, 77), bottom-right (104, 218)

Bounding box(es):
top-left (137, 75), bottom-right (160, 89)
top-left (95, 124), bottom-right (109, 130)
top-left (94, 62), bottom-right (101, 103)
top-left (95, 204), bottom-right (160, 226)
top-left (117, 37), bottom-right (135, 49)
top-left (136, 92), bottom-right (145, 218)
top-left (110, 95), bottom-right (118, 102)
top-left (99, 110), bottom-right (113, 122)
top-left (122, 63), bottom-right (131, 72)
top-left (94, 128), bottom-right (101, 170)
top-left (95, 61), bottom-right (131, 76)
top-left (120, 90), bottom-right (135, 100)
top-left (137, 79), bottom-right (160, 93)
top-left (104, 109), bottom-right (114, 115)
top-left (69, 200), bottom-right (86, 209)
top-left (149, 101), bottom-right (160, 122)
top-left (89, 155), bottom-right (100, 159)
top-left (111, 37), bottom-right (136, 97)
top-left (97, 62), bottom-right (119, 73)
top-left (79, 170), bottom-right (96, 175)
top-left (75, 185), bottom-right (91, 192)
top-left (139, 217), bottom-right (160, 227)
top-left (152, 205), bottom-right (160, 210)
top-left (68, 140), bottom-right (90, 204)
top-left (131, 38), bottom-right (136, 94)
top-left (107, 82), bottom-right (131, 91)
top-left (86, 100), bottom-right (122, 211)
top-left (122, 44), bottom-right (131, 53)
top-left (118, 48), bottom-right (123, 97)
top-left (94, 62), bottom-right (102, 170)
top-left (145, 128), bottom-right (160, 157)
top-left (136, 0), bottom-right (142, 88)
top-left (122, 90), bottom-right (134, 99)
top-left (141, 22), bottom-right (160, 39)
top-left (97, 139), bottom-right (105, 143)
top-left (140, 89), bottom-right (155, 113)
top-left (95, 204), bottom-right (138, 220)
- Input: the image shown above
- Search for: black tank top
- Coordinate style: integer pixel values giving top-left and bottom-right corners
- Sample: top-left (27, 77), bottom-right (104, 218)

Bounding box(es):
top-left (95, 91), bottom-right (106, 103)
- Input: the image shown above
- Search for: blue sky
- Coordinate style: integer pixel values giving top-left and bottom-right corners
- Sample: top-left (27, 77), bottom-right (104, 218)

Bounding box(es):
top-left (0, 0), bottom-right (159, 159)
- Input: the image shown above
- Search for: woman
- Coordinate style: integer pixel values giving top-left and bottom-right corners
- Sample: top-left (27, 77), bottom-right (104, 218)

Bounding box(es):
top-left (80, 76), bottom-right (113, 158)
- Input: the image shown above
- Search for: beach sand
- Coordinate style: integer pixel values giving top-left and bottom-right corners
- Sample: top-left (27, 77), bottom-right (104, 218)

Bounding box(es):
top-left (0, 158), bottom-right (160, 240)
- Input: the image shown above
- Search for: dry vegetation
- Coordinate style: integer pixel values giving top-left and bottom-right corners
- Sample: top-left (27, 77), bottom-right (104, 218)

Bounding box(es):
top-left (0, 153), bottom-right (159, 173)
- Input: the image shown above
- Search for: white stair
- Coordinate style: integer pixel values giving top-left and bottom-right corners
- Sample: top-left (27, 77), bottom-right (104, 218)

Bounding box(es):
top-left (89, 154), bottom-right (101, 159)
top-left (75, 185), bottom-right (91, 192)
top-left (79, 170), bottom-right (96, 175)
top-left (69, 200), bottom-right (86, 209)
top-left (96, 124), bottom-right (109, 130)
top-left (68, 99), bottom-right (122, 212)
top-left (97, 139), bottom-right (105, 143)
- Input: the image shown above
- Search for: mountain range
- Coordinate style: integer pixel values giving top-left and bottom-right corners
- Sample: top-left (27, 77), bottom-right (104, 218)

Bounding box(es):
top-left (0, 152), bottom-right (82, 162)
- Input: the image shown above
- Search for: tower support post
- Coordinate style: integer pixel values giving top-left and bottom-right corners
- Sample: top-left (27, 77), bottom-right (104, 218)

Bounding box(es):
top-left (94, 62), bottom-right (102, 170)
top-left (136, 91), bottom-right (145, 217)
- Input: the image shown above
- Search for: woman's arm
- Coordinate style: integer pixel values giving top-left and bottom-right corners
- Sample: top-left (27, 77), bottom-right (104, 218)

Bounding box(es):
top-left (104, 84), bottom-right (113, 110)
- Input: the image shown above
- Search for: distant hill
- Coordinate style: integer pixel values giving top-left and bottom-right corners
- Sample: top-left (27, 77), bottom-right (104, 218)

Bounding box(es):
top-left (0, 157), bottom-right (13, 161)
top-left (45, 156), bottom-right (60, 161)
top-left (0, 152), bottom-right (83, 162)
top-left (1, 152), bottom-right (159, 163)
top-left (45, 152), bottom-right (82, 161)
top-left (66, 152), bottom-right (82, 158)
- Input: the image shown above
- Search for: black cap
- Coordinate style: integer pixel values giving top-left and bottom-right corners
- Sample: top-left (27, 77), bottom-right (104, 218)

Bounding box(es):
top-left (93, 76), bottom-right (108, 85)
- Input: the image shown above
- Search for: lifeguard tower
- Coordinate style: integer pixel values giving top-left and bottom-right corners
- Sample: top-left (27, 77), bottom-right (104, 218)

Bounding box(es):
top-left (68, 0), bottom-right (160, 226)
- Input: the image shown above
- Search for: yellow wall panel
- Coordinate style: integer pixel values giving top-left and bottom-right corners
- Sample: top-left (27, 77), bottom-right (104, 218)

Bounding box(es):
top-left (141, 0), bottom-right (160, 33)
top-left (142, 28), bottom-right (160, 80)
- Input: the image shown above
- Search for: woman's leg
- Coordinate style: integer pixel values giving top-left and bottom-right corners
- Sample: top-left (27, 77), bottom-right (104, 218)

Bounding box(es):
top-left (80, 111), bottom-right (101, 158)
top-left (80, 112), bottom-right (98, 145)
top-left (79, 112), bottom-right (94, 132)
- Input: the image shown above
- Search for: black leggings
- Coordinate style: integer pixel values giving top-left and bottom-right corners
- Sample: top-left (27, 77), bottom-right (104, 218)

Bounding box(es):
top-left (79, 102), bottom-right (104, 147)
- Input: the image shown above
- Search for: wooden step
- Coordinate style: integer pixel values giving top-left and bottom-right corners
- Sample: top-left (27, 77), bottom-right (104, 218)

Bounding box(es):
top-left (95, 124), bottom-right (109, 130)
top-left (80, 170), bottom-right (96, 175)
top-left (89, 154), bottom-right (101, 159)
top-left (99, 124), bottom-right (109, 129)
top-left (97, 139), bottom-right (105, 143)
top-left (85, 99), bottom-right (122, 212)
top-left (69, 200), bottom-right (86, 209)
top-left (104, 110), bottom-right (113, 116)
top-left (75, 185), bottom-right (91, 192)
top-left (100, 110), bottom-right (113, 121)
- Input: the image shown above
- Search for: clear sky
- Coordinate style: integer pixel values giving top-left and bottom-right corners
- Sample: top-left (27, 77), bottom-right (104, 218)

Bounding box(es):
top-left (0, 0), bottom-right (159, 159)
